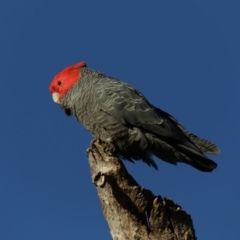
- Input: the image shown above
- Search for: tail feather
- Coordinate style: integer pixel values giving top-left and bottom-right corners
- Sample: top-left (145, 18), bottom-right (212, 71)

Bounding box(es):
top-left (161, 109), bottom-right (220, 155)
top-left (188, 157), bottom-right (217, 172)
top-left (187, 133), bottom-right (220, 154)
top-left (176, 143), bottom-right (218, 172)
top-left (145, 134), bottom-right (217, 172)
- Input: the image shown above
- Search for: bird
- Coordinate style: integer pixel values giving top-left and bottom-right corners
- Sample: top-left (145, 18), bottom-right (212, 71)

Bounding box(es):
top-left (49, 61), bottom-right (220, 172)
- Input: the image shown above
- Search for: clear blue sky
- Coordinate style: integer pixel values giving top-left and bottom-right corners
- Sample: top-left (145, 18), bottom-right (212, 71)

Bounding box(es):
top-left (0, 1), bottom-right (239, 239)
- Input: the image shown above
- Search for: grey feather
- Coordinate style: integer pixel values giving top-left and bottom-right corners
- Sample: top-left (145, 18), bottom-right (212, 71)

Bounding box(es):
top-left (60, 67), bottom-right (219, 172)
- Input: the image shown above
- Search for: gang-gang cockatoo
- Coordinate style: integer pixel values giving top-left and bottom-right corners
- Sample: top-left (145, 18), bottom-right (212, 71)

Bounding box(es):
top-left (49, 61), bottom-right (219, 172)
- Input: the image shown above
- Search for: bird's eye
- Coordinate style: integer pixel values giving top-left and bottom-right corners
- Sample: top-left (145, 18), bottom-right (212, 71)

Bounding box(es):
top-left (57, 81), bottom-right (62, 86)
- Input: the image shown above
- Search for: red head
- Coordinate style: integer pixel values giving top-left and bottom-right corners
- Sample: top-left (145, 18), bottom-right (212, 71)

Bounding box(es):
top-left (49, 61), bottom-right (87, 103)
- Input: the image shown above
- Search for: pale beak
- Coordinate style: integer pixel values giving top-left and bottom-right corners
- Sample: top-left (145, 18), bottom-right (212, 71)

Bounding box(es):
top-left (52, 92), bottom-right (60, 103)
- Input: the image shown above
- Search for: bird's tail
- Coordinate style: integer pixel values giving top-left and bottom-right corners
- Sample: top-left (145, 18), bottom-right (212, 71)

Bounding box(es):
top-left (175, 142), bottom-right (217, 172)
top-left (164, 111), bottom-right (220, 155)
top-left (146, 134), bottom-right (217, 172)
top-left (158, 109), bottom-right (220, 155)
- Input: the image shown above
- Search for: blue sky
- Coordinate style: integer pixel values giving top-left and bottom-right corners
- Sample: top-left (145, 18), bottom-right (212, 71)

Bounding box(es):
top-left (0, 1), bottom-right (239, 239)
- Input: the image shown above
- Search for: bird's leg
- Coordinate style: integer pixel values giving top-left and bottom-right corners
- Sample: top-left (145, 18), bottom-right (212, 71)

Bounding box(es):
top-left (86, 138), bottom-right (106, 164)
top-left (86, 138), bottom-right (100, 154)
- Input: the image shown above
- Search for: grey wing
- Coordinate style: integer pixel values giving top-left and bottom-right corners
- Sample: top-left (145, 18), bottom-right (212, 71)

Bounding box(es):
top-left (95, 77), bottom-right (219, 171)
top-left (95, 78), bottom-right (187, 142)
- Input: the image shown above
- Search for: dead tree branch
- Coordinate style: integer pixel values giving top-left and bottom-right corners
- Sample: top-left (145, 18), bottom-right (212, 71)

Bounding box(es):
top-left (88, 139), bottom-right (196, 240)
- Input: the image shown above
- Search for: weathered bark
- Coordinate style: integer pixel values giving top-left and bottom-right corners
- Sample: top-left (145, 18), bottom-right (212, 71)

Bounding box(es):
top-left (88, 139), bottom-right (196, 240)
